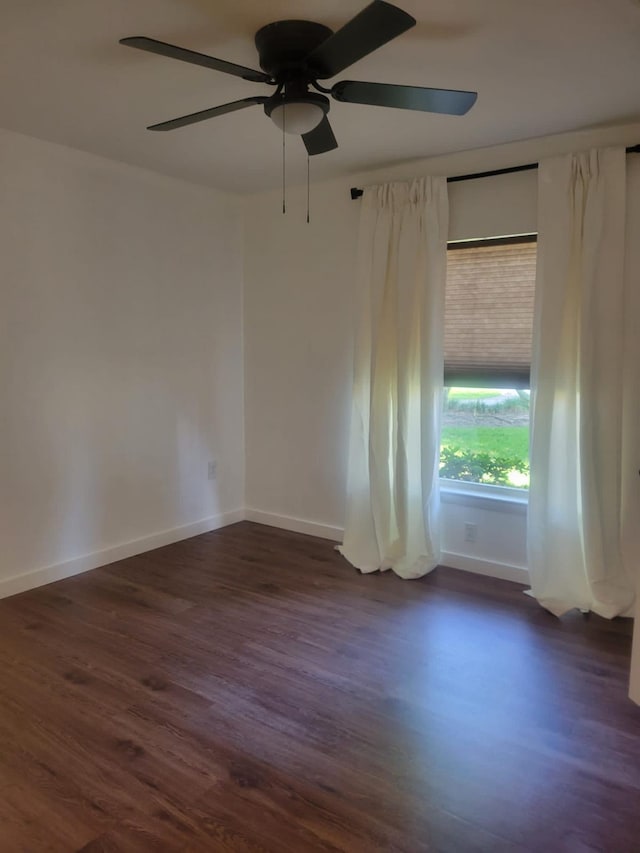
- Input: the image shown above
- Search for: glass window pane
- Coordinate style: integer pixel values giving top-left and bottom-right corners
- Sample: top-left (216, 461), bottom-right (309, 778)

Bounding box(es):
top-left (445, 238), bottom-right (536, 388)
top-left (440, 388), bottom-right (530, 489)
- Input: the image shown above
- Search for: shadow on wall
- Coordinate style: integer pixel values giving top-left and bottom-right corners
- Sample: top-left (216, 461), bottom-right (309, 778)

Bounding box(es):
top-left (1, 357), bottom-right (222, 581)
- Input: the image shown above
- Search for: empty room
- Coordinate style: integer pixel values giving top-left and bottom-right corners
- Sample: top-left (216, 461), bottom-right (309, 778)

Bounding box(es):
top-left (1, 1), bottom-right (640, 850)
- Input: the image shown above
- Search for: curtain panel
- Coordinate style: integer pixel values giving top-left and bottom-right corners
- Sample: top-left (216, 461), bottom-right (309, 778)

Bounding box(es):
top-left (528, 148), bottom-right (635, 618)
top-left (339, 177), bottom-right (448, 579)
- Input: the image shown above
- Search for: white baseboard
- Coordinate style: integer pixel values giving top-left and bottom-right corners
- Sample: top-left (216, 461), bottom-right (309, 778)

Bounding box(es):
top-left (243, 510), bottom-right (529, 585)
top-left (0, 508), bottom-right (528, 601)
top-left (0, 509), bottom-right (244, 601)
top-left (244, 509), bottom-right (343, 542)
top-left (441, 551), bottom-right (529, 585)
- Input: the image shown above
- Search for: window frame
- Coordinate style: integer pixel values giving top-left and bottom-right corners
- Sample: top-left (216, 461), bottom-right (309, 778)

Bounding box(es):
top-left (440, 233), bottom-right (537, 503)
top-left (440, 471), bottom-right (529, 511)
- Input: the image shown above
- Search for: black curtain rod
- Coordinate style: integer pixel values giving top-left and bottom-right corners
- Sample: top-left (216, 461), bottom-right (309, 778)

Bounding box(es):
top-left (349, 144), bottom-right (640, 200)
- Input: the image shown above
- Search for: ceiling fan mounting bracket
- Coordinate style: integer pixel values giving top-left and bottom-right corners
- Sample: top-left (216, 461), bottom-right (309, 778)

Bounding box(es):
top-left (254, 20), bottom-right (333, 80)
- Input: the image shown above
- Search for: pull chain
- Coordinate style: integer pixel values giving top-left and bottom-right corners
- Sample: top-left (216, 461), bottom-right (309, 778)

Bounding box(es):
top-left (306, 153), bottom-right (310, 224)
top-left (282, 104), bottom-right (286, 215)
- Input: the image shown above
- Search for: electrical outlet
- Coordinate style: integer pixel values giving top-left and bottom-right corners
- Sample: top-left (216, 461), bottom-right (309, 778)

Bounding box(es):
top-left (207, 460), bottom-right (217, 480)
top-left (464, 522), bottom-right (477, 543)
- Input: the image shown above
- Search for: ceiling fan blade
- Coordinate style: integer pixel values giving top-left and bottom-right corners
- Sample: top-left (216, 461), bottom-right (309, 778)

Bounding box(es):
top-left (332, 80), bottom-right (477, 115)
top-left (120, 37), bottom-right (271, 84)
top-left (302, 116), bottom-right (338, 155)
top-left (306, 1), bottom-right (415, 80)
top-left (148, 97), bottom-right (268, 131)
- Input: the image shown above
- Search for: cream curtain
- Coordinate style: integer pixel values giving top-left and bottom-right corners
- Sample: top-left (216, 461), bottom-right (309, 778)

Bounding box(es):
top-left (339, 177), bottom-right (448, 579)
top-left (528, 148), bottom-right (635, 617)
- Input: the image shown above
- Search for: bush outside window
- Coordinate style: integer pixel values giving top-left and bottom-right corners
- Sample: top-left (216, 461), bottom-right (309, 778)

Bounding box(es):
top-left (440, 387), bottom-right (530, 489)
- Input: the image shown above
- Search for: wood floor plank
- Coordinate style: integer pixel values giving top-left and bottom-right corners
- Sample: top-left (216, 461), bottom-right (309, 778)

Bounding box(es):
top-left (0, 521), bottom-right (638, 852)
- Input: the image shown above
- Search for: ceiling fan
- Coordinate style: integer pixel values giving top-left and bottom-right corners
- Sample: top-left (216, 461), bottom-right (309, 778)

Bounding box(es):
top-left (120, 0), bottom-right (477, 155)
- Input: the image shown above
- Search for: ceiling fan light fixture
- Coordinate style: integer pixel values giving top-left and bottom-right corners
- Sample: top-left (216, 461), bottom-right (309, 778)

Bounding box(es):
top-left (265, 92), bottom-right (330, 135)
top-left (270, 100), bottom-right (325, 134)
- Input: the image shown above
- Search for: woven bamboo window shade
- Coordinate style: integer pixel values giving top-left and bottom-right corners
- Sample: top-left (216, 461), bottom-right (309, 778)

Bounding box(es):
top-left (444, 237), bottom-right (537, 388)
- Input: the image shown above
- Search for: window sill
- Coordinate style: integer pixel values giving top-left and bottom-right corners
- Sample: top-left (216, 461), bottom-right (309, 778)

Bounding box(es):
top-left (440, 480), bottom-right (528, 515)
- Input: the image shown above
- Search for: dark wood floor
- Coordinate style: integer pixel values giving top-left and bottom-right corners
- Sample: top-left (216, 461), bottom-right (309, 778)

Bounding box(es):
top-left (0, 522), bottom-right (638, 852)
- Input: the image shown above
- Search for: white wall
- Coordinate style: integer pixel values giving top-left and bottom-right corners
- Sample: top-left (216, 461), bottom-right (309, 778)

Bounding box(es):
top-left (243, 122), bottom-right (640, 584)
top-left (0, 128), bottom-right (245, 597)
top-left (1, 119), bottom-right (638, 696)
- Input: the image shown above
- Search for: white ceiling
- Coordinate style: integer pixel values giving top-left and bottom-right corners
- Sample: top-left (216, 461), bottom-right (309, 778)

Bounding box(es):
top-left (2, 0), bottom-right (640, 193)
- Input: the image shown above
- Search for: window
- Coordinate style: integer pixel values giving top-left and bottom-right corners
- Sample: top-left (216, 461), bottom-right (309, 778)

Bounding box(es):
top-left (440, 236), bottom-right (536, 491)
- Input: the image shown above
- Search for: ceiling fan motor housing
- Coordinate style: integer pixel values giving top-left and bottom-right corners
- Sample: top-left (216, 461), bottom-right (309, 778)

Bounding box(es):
top-left (254, 20), bottom-right (333, 80)
top-left (256, 20), bottom-right (334, 133)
